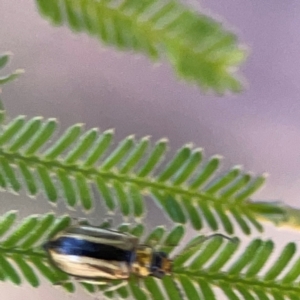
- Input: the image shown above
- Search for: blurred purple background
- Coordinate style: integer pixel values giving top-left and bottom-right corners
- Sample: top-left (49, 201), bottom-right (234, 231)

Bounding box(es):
top-left (1, 0), bottom-right (300, 298)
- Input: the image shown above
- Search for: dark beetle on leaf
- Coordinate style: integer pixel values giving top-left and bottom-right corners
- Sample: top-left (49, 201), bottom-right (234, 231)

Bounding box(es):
top-left (43, 224), bottom-right (172, 283)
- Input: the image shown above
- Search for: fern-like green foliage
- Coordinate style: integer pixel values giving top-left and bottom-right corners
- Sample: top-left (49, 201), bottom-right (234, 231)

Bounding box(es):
top-left (0, 113), bottom-right (286, 235)
top-left (35, 0), bottom-right (245, 93)
top-left (0, 212), bottom-right (300, 300)
top-left (0, 52), bottom-right (23, 86)
top-left (0, 212), bottom-right (72, 290)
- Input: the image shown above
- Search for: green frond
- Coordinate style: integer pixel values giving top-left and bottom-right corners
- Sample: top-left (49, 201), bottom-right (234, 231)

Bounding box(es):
top-left (0, 52), bottom-right (23, 86)
top-left (172, 236), bottom-right (300, 300)
top-left (0, 212), bottom-right (185, 293)
top-left (2, 212), bottom-right (300, 300)
top-left (0, 212), bottom-right (72, 289)
top-left (0, 117), bottom-right (286, 234)
top-left (35, 0), bottom-right (246, 93)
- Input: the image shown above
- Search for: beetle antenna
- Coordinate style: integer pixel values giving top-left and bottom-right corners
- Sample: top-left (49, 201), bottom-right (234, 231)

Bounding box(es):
top-left (203, 233), bottom-right (235, 242)
top-left (172, 233), bottom-right (237, 260)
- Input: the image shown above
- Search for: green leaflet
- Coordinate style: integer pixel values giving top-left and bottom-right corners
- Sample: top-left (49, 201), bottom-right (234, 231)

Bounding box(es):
top-left (0, 114), bottom-right (290, 233)
top-left (0, 214), bottom-right (300, 300)
top-left (35, 0), bottom-right (245, 93)
top-left (0, 52), bottom-right (23, 86)
top-left (0, 53), bottom-right (10, 69)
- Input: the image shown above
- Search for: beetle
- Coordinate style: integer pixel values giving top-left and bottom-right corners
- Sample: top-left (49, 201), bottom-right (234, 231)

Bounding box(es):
top-left (43, 224), bottom-right (172, 283)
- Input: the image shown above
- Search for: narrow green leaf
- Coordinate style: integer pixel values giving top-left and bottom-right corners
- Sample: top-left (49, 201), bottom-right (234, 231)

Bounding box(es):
top-left (36, 0), bottom-right (63, 24)
top-left (44, 124), bottom-right (82, 160)
top-left (0, 159), bottom-right (20, 191)
top-left (219, 283), bottom-right (240, 300)
top-left (198, 201), bottom-right (218, 230)
top-left (288, 293), bottom-right (299, 300)
top-left (243, 211), bottom-right (263, 232)
top-left (65, 128), bottom-right (98, 164)
top-left (190, 155), bottom-right (221, 189)
top-left (144, 277), bottom-right (165, 300)
top-left (0, 52), bottom-right (10, 69)
top-left (82, 129), bottom-right (114, 168)
top-left (80, 0), bottom-right (100, 36)
top-left (181, 197), bottom-right (202, 230)
top-left (0, 255), bottom-right (21, 284)
top-left (100, 135), bottom-right (135, 171)
top-left (46, 215), bottom-right (71, 239)
top-left (37, 166), bottom-right (57, 202)
top-left (271, 291), bottom-right (285, 300)
top-left (172, 149), bottom-right (202, 186)
top-left (190, 236), bottom-right (224, 270)
top-left (103, 290), bottom-right (114, 299)
top-left (248, 202), bottom-right (286, 222)
top-left (65, 0), bottom-right (82, 31)
top-left (7, 117), bottom-right (42, 152)
top-left (253, 289), bottom-right (271, 300)
top-left (220, 174), bottom-right (251, 198)
top-left (0, 71), bottom-right (23, 85)
top-left (120, 136), bottom-right (150, 174)
top-left (18, 161), bottom-right (37, 195)
top-left (129, 184), bottom-right (144, 218)
top-left (162, 276), bottom-right (182, 300)
top-left (0, 169), bottom-right (6, 188)
top-left (230, 208), bottom-right (251, 235)
top-left (129, 280), bottom-right (148, 300)
top-left (138, 139), bottom-right (168, 177)
top-left (198, 279), bottom-right (215, 300)
top-left (2, 216), bottom-right (38, 248)
top-left (0, 211), bottom-right (17, 237)
top-left (62, 282), bottom-right (76, 293)
top-left (0, 116), bottom-right (26, 146)
top-left (234, 174), bottom-right (267, 202)
top-left (20, 214), bottom-right (55, 249)
top-left (158, 145), bottom-right (191, 182)
top-left (57, 169), bottom-right (77, 207)
top-left (96, 177), bottom-right (115, 211)
top-left (130, 224), bottom-right (144, 237)
top-left (116, 285), bottom-right (129, 298)
top-left (281, 256), bottom-right (300, 284)
top-left (207, 238), bottom-right (239, 272)
top-left (245, 240), bottom-right (274, 277)
top-left (228, 239), bottom-right (262, 275)
top-left (205, 166), bottom-right (241, 195)
top-left (174, 235), bottom-right (207, 268)
top-left (178, 275), bottom-right (201, 300)
top-left (23, 119), bottom-right (57, 156)
top-left (12, 255), bottom-right (39, 287)
top-left (163, 225), bottom-right (185, 249)
top-left (282, 258), bottom-right (300, 284)
top-left (214, 206), bottom-right (234, 234)
top-left (117, 223), bottom-right (130, 233)
top-left (98, 219), bottom-right (112, 229)
top-left (30, 257), bottom-right (66, 284)
top-left (235, 285), bottom-right (256, 300)
top-left (113, 181), bottom-right (130, 216)
top-left (152, 191), bottom-right (186, 224)
top-left (144, 226), bottom-right (165, 245)
top-left (0, 266), bottom-right (6, 281)
top-left (76, 173), bottom-right (92, 210)
top-left (80, 282), bottom-right (96, 293)
top-left (0, 100), bottom-right (5, 125)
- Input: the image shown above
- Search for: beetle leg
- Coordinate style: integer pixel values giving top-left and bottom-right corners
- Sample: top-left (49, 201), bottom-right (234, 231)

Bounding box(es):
top-left (101, 217), bottom-right (113, 229)
top-left (53, 278), bottom-right (73, 286)
top-left (103, 280), bottom-right (128, 292)
top-left (72, 217), bottom-right (89, 226)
